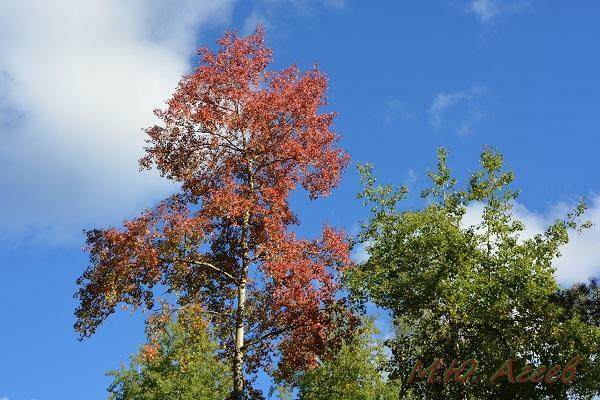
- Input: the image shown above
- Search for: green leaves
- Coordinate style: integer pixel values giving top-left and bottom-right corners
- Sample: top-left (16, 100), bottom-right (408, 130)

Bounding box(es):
top-left (357, 162), bottom-right (408, 214)
top-left (294, 321), bottom-right (402, 400)
top-left (350, 147), bottom-right (600, 399)
top-left (107, 310), bottom-right (231, 400)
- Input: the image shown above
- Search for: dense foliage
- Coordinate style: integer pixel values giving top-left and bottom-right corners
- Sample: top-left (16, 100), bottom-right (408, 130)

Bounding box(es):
top-left (107, 306), bottom-right (230, 400)
top-left (294, 322), bottom-right (401, 400)
top-left (350, 147), bottom-right (600, 399)
top-left (76, 26), bottom-right (354, 399)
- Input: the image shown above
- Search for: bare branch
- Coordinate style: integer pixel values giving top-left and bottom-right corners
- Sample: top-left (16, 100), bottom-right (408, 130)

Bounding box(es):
top-left (242, 318), bottom-right (314, 351)
top-left (161, 257), bottom-right (240, 285)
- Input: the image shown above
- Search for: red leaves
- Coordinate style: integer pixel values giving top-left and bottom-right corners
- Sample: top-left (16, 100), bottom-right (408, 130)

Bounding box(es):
top-left (75, 196), bottom-right (205, 337)
top-left (75, 25), bottom-right (353, 384)
top-left (140, 343), bottom-right (160, 362)
top-left (259, 226), bottom-right (354, 378)
top-left (140, 26), bottom-right (349, 214)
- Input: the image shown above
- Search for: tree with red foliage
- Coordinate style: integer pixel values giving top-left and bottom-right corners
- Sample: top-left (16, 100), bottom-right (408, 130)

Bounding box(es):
top-left (74, 26), bottom-right (354, 399)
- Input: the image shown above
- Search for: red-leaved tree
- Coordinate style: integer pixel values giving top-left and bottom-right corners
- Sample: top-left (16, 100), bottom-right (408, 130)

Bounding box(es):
top-left (74, 26), bottom-right (355, 399)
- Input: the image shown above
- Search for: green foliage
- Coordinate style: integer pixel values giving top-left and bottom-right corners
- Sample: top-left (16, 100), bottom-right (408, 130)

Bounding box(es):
top-left (350, 147), bottom-right (600, 399)
top-left (107, 309), bottom-right (231, 400)
top-left (294, 321), bottom-right (404, 400)
top-left (555, 278), bottom-right (600, 327)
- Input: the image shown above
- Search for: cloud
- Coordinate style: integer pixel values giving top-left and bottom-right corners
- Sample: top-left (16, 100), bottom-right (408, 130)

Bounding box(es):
top-left (429, 86), bottom-right (487, 135)
top-left (381, 99), bottom-right (413, 125)
top-left (0, 0), bottom-right (235, 245)
top-left (404, 168), bottom-right (418, 185)
top-left (242, 0), bottom-right (344, 34)
top-left (351, 241), bottom-right (370, 264)
top-left (463, 197), bottom-right (600, 286)
top-left (469, 0), bottom-right (500, 22)
top-left (243, 11), bottom-right (270, 35)
top-left (467, 0), bottom-right (530, 23)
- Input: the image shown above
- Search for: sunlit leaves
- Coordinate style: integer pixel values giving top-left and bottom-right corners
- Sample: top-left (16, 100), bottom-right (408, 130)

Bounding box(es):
top-left (350, 147), bottom-right (600, 399)
top-left (75, 26), bottom-right (353, 396)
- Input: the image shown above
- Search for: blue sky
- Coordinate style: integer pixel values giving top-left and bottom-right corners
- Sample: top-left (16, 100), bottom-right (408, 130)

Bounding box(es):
top-left (1, 1), bottom-right (600, 399)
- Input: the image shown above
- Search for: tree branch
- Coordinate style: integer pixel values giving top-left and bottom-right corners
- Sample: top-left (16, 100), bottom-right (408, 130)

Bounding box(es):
top-left (161, 257), bottom-right (240, 285)
top-left (242, 318), bottom-right (314, 351)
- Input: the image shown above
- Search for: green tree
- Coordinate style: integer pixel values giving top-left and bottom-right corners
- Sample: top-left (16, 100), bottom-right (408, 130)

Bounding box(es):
top-left (292, 321), bottom-right (402, 400)
top-left (554, 278), bottom-right (600, 328)
top-left (107, 305), bottom-right (231, 400)
top-left (350, 147), bottom-right (600, 399)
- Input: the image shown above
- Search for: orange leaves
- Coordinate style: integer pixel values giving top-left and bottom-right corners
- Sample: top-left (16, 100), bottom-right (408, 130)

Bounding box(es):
top-left (75, 197), bottom-right (209, 337)
top-left (75, 25), bottom-right (353, 385)
top-left (258, 226), bottom-right (353, 377)
top-left (321, 225), bottom-right (353, 269)
top-left (140, 25), bottom-right (349, 224)
top-left (140, 344), bottom-right (160, 362)
top-left (198, 25), bottom-right (272, 91)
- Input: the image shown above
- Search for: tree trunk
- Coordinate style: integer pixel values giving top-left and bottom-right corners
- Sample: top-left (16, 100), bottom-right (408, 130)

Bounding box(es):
top-left (233, 171), bottom-right (253, 399)
top-left (233, 276), bottom-right (247, 399)
top-left (232, 155), bottom-right (254, 400)
top-left (233, 220), bottom-right (249, 399)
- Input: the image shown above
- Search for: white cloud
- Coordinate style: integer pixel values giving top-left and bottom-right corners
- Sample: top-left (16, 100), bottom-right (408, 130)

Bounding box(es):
top-left (464, 197), bottom-right (600, 286)
top-left (243, 0), bottom-right (344, 35)
top-left (469, 0), bottom-right (500, 22)
top-left (429, 86), bottom-right (487, 135)
top-left (0, 0), bottom-right (235, 244)
top-left (404, 168), bottom-right (418, 185)
top-left (381, 99), bottom-right (413, 125)
top-left (243, 11), bottom-right (270, 35)
top-left (351, 241), bottom-right (370, 264)
top-left (467, 0), bottom-right (530, 23)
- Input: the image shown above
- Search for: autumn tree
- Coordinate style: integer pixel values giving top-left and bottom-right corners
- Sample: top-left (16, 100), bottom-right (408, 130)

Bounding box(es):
top-left (350, 147), bottom-right (600, 399)
top-left (75, 26), bottom-right (354, 399)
